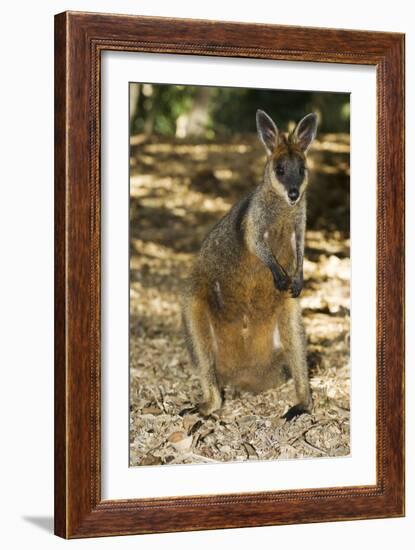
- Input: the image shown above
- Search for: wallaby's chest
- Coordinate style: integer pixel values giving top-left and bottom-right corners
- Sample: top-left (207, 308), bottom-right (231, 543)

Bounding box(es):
top-left (269, 220), bottom-right (297, 273)
top-left (214, 224), bottom-right (296, 323)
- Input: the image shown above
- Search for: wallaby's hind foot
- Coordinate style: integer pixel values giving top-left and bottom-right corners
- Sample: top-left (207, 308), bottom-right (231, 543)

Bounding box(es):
top-left (282, 403), bottom-right (310, 421)
top-left (179, 393), bottom-right (222, 418)
top-left (277, 298), bottom-right (311, 420)
top-left (197, 374), bottom-right (223, 416)
top-left (179, 406), bottom-right (198, 417)
top-left (197, 396), bottom-right (222, 417)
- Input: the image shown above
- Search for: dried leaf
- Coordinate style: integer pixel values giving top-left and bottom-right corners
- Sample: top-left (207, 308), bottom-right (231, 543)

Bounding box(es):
top-left (140, 454), bottom-right (162, 466)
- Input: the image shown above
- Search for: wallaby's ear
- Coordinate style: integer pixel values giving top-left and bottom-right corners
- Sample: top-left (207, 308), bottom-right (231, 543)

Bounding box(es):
top-left (294, 113), bottom-right (318, 152)
top-left (256, 110), bottom-right (278, 155)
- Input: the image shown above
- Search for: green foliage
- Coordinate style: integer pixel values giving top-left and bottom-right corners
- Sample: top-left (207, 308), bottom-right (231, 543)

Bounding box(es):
top-left (130, 83), bottom-right (349, 138)
top-left (130, 84), bottom-right (198, 135)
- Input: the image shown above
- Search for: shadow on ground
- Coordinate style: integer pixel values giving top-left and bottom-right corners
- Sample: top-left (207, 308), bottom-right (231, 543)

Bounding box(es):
top-left (129, 133), bottom-right (350, 466)
top-left (22, 516), bottom-right (54, 533)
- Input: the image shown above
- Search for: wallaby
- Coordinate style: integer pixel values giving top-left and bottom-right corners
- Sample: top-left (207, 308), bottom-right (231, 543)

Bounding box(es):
top-left (182, 109), bottom-right (318, 421)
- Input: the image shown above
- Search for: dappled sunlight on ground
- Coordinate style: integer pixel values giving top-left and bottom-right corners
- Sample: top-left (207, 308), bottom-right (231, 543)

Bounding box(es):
top-left (129, 134), bottom-right (350, 466)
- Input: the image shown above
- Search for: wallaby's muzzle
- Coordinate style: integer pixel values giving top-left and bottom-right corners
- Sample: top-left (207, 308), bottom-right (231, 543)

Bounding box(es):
top-left (288, 188), bottom-right (299, 203)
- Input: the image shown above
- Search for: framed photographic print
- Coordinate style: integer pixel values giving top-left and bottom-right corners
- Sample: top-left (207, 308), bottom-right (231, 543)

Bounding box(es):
top-left (54, 11), bottom-right (405, 538)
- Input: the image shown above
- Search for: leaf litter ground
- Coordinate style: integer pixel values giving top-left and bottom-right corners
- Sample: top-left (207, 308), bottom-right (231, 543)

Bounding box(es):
top-left (129, 133), bottom-right (350, 466)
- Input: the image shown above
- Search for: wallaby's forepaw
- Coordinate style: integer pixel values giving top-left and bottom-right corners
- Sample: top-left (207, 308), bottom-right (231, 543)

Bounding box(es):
top-left (272, 272), bottom-right (291, 292)
top-left (282, 404), bottom-right (309, 421)
top-left (290, 276), bottom-right (303, 298)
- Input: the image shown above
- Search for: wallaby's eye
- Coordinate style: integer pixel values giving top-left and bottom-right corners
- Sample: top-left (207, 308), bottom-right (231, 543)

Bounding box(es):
top-left (299, 165), bottom-right (306, 176)
top-left (276, 164), bottom-right (285, 176)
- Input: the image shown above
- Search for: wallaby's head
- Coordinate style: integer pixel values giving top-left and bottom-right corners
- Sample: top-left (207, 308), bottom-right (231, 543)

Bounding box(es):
top-left (256, 109), bottom-right (318, 206)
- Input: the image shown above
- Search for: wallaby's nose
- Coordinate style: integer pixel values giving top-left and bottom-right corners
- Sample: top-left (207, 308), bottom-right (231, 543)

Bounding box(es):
top-left (288, 188), bottom-right (299, 202)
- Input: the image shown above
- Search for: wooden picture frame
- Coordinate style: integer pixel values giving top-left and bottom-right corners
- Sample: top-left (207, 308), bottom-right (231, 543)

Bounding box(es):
top-left (54, 11), bottom-right (405, 538)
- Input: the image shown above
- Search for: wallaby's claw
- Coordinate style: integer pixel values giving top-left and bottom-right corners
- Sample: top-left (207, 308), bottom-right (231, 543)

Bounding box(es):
top-left (273, 273), bottom-right (291, 292)
top-left (179, 406), bottom-right (199, 417)
top-left (179, 403), bottom-right (218, 418)
top-left (290, 277), bottom-right (303, 298)
top-left (282, 404), bottom-right (309, 421)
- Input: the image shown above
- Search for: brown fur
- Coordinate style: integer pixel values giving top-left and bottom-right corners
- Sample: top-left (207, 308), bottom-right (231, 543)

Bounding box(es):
top-left (182, 111), bottom-right (317, 418)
